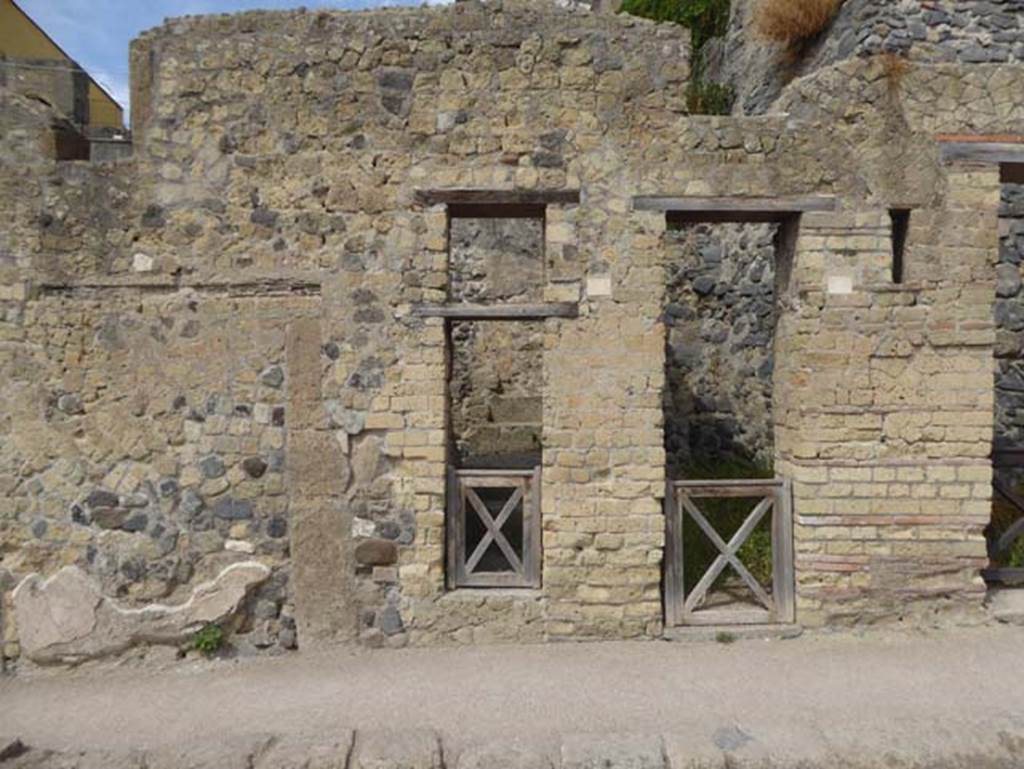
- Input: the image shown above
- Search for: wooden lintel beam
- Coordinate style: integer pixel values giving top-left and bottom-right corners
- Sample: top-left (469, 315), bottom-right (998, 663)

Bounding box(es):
top-left (633, 195), bottom-right (837, 218)
top-left (938, 142), bottom-right (1024, 166)
top-left (411, 302), bottom-right (578, 320)
top-left (414, 189), bottom-right (581, 207)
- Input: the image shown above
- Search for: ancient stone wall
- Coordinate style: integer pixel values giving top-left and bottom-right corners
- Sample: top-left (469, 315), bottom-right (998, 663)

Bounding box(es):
top-left (664, 223), bottom-right (776, 477)
top-left (995, 185), bottom-right (1024, 448)
top-left (1, 0), bottom-right (1022, 662)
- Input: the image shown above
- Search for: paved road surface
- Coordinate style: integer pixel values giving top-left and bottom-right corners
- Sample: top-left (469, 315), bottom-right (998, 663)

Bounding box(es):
top-left (2, 625), bottom-right (1023, 767)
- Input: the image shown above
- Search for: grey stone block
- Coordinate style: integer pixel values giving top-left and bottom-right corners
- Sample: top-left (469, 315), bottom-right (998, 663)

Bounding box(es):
top-left (253, 733), bottom-right (354, 769)
top-left (456, 741), bottom-right (553, 769)
top-left (561, 734), bottom-right (666, 769)
top-left (352, 730), bottom-right (441, 769)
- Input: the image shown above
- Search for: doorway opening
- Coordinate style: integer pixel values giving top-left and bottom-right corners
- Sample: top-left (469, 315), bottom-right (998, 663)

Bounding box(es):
top-left (989, 165), bottom-right (1024, 586)
top-left (632, 195), bottom-right (827, 627)
top-left (444, 208), bottom-right (544, 588)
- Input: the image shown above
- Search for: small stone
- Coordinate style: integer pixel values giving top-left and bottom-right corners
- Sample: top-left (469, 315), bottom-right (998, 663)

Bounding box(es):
top-left (123, 493), bottom-right (149, 508)
top-left (250, 207), bottom-right (279, 228)
top-left (379, 606), bottom-right (404, 635)
top-left (141, 204), bottom-right (165, 228)
top-left (271, 406), bottom-right (286, 427)
top-left (322, 341), bottom-right (340, 359)
top-left (253, 403), bottom-right (272, 424)
top-left (121, 513), bottom-right (148, 533)
top-left (199, 455), bottom-right (226, 479)
top-left (132, 253), bottom-right (155, 272)
top-left (92, 507), bottom-right (130, 529)
top-left (57, 393), bottom-right (84, 415)
top-left (267, 449), bottom-right (286, 472)
top-left (353, 517), bottom-right (376, 538)
top-left (278, 625), bottom-right (297, 649)
top-left (70, 504), bottom-right (89, 525)
top-left (692, 276), bottom-right (716, 296)
top-left (996, 263), bottom-right (1021, 298)
top-left (327, 403), bottom-right (365, 434)
top-left (355, 538), bottom-right (398, 566)
top-left (158, 478), bottom-right (179, 498)
top-left (213, 497), bottom-right (254, 520)
top-left (267, 517), bottom-right (287, 538)
top-left (225, 539), bottom-right (256, 554)
top-left (242, 456), bottom-right (268, 479)
top-left (260, 365), bottom-right (285, 388)
top-left (377, 69), bottom-right (415, 91)
top-left (180, 489), bottom-right (204, 517)
top-left (30, 519), bottom-right (47, 538)
top-left (254, 600), bottom-right (279, 620)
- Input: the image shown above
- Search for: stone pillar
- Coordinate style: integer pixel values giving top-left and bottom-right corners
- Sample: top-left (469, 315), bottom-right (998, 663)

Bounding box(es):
top-left (776, 166), bottom-right (999, 625)
top-left (287, 316), bottom-right (356, 645)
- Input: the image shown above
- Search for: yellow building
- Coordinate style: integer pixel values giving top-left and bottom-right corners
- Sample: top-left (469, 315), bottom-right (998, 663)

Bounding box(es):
top-left (0, 0), bottom-right (124, 129)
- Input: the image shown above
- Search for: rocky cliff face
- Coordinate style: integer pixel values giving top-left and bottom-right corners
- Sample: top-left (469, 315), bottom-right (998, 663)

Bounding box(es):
top-left (709, 0), bottom-right (1024, 115)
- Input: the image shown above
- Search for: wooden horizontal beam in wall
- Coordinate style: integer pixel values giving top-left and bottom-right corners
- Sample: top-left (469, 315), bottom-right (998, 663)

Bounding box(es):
top-left (413, 189), bottom-right (581, 207)
top-left (938, 142), bottom-right (1024, 166)
top-left (633, 195), bottom-right (838, 219)
top-left (410, 302), bottom-right (579, 320)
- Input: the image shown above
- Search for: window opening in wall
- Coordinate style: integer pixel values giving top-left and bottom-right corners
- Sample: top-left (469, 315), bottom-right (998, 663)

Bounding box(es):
top-left (988, 171), bottom-right (1024, 587)
top-left (445, 207), bottom-right (545, 588)
top-left (661, 213), bottom-right (795, 626)
top-left (890, 208), bottom-right (910, 284)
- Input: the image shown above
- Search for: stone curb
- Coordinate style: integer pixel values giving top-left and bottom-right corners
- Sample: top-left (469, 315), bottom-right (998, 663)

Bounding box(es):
top-left (4, 729), bottom-right (1024, 769)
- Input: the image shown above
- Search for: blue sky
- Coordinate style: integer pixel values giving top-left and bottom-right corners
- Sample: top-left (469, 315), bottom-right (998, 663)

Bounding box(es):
top-left (18, 0), bottom-right (447, 116)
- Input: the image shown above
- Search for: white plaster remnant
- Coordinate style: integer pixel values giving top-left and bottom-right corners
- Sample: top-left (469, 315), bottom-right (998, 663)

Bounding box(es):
top-left (587, 275), bottom-right (612, 298)
top-left (132, 253), bottom-right (155, 272)
top-left (827, 274), bottom-right (853, 295)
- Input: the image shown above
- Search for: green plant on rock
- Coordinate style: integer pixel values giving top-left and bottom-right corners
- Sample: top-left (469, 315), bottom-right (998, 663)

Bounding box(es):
top-left (190, 623), bottom-right (225, 656)
top-left (686, 80), bottom-right (735, 115)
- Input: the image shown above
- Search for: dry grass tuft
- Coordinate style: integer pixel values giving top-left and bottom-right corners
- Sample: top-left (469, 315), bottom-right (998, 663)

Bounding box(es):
top-left (879, 52), bottom-right (912, 91)
top-left (754, 0), bottom-right (842, 45)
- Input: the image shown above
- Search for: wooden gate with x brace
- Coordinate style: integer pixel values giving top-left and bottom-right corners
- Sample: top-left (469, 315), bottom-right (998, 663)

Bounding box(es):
top-left (447, 468), bottom-right (541, 589)
top-left (664, 478), bottom-right (795, 626)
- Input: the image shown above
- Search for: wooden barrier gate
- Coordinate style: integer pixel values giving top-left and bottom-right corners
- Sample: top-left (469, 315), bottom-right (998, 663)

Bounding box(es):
top-left (664, 478), bottom-right (794, 626)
